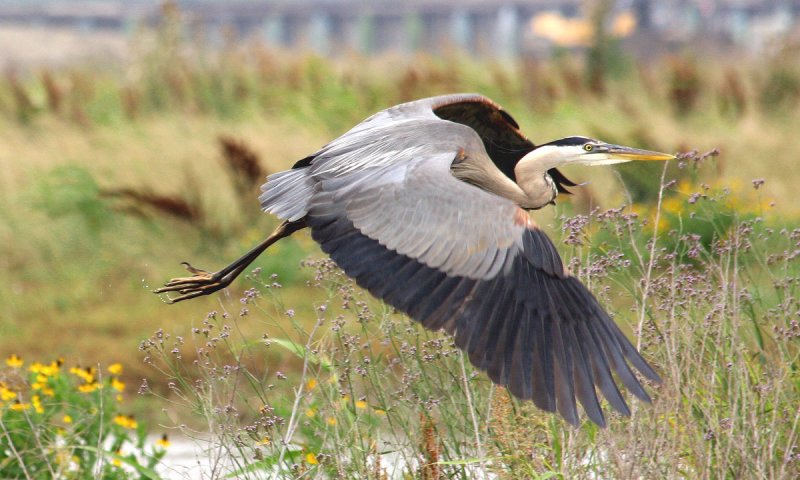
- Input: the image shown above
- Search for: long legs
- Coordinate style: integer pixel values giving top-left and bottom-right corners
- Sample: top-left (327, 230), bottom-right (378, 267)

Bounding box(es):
top-left (154, 219), bottom-right (307, 303)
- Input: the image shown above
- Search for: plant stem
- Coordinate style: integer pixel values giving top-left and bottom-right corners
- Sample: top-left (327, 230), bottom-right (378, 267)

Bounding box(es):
top-left (460, 352), bottom-right (485, 475)
top-left (0, 417), bottom-right (33, 480)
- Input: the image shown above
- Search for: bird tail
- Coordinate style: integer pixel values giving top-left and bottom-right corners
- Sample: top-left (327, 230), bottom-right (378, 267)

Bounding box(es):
top-left (259, 164), bottom-right (314, 222)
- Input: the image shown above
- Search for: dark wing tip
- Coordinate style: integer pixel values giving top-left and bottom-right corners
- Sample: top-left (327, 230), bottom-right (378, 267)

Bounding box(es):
top-left (292, 155), bottom-right (315, 169)
top-left (498, 108), bottom-right (520, 130)
top-left (430, 94), bottom-right (529, 140)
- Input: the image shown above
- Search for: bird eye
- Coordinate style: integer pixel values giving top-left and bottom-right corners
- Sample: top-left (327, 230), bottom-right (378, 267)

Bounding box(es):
top-left (584, 144), bottom-right (594, 152)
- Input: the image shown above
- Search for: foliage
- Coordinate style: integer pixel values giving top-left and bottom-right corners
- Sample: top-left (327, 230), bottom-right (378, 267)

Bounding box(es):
top-left (30, 165), bottom-right (112, 236)
top-left (0, 357), bottom-right (166, 478)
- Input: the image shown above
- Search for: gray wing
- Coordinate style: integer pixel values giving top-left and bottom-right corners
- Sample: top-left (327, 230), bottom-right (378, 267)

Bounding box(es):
top-left (308, 199), bottom-right (660, 427)
top-left (259, 93), bottom-right (502, 223)
top-left (265, 94), bottom-right (529, 280)
top-left (310, 150), bottom-right (525, 279)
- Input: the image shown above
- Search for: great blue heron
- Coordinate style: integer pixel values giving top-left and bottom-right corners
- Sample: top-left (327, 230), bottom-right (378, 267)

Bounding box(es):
top-left (156, 93), bottom-right (672, 426)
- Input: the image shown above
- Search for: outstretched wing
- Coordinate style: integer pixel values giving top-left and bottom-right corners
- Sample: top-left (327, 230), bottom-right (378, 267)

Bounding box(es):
top-left (309, 198), bottom-right (659, 427)
top-left (305, 150), bottom-right (658, 427)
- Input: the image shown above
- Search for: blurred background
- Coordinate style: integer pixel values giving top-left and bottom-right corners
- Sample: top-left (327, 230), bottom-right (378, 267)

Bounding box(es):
top-left (2, 0), bottom-right (799, 66)
top-left (1, 0), bottom-right (799, 409)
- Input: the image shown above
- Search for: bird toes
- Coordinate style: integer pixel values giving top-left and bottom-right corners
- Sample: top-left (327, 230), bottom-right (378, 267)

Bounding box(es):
top-left (152, 262), bottom-right (226, 303)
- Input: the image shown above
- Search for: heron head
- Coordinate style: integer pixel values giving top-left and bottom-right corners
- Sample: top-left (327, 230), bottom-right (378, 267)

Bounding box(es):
top-left (530, 136), bottom-right (675, 168)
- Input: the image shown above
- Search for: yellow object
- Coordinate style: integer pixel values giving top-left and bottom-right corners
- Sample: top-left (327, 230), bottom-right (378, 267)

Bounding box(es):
top-left (156, 434), bottom-right (171, 448)
top-left (111, 378), bottom-right (126, 392)
top-left (5, 354), bottom-right (23, 368)
top-left (531, 10), bottom-right (638, 47)
top-left (113, 414), bottom-right (138, 429)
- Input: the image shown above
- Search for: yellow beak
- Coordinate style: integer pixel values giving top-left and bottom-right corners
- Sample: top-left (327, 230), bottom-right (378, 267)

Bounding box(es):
top-left (605, 145), bottom-right (675, 161)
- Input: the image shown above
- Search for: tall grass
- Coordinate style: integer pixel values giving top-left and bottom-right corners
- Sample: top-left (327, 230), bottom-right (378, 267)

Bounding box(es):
top-left (139, 159), bottom-right (799, 477)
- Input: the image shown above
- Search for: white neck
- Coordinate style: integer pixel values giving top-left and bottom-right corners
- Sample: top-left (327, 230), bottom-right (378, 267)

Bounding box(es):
top-left (514, 146), bottom-right (564, 209)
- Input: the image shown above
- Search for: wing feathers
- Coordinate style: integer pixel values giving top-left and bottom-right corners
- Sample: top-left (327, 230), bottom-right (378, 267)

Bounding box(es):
top-left (523, 227), bottom-right (565, 278)
top-left (508, 306), bottom-right (534, 400)
top-left (310, 212), bottom-right (658, 427)
top-left (567, 322), bottom-right (606, 427)
top-left (577, 321), bottom-right (630, 416)
top-left (259, 168), bottom-right (314, 222)
top-left (552, 319), bottom-right (580, 425)
top-left (311, 150), bottom-right (526, 280)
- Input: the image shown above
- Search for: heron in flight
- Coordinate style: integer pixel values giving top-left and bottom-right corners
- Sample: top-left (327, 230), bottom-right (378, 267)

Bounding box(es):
top-left (156, 94), bottom-right (672, 426)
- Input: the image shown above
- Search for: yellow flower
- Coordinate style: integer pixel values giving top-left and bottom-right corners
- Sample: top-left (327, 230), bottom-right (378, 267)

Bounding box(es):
top-left (10, 400), bottom-right (30, 411)
top-left (5, 354), bottom-right (23, 368)
top-left (662, 197), bottom-right (683, 215)
top-left (326, 417), bottom-right (337, 426)
top-left (63, 414), bottom-right (73, 424)
top-left (78, 382), bottom-right (101, 393)
top-left (306, 452), bottom-right (318, 465)
top-left (1, 386), bottom-right (17, 401)
top-left (32, 395), bottom-right (43, 414)
top-left (32, 373), bottom-right (55, 396)
top-left (305, 408), bottom-right (316, 418)
top-left (355, 400), bottom-right (367, 410)
top-left (656, 215), bottom-right (670, 232)
top-left (374, 409), bottom-right (386, 416)
top-left (111, 378), bottom-right (125, 392)
top-left (676, 179), bottom-right (694, 195)
top-left (69, 366), bottom-right (96, 384)
top-left (156, 434), bottom-right (170, 449)
top-left (306, 378), bottom-right (317, 390)
top-left (108, 363), bottom-right (123, 375)
top-left (258, 436), bottom-right (271, 445)
top-left (113, 414), bottom-right (137, 429)
top-left (30, 360), bottom-right (60, 377)
top-left (39, 387), bottom-right (55, 397)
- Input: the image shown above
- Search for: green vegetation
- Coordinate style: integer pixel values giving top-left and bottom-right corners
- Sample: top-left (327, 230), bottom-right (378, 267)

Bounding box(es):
top-left (0, 356), bottom-right (165, 478)
top-left (1, 21), bottom-right (799, 478)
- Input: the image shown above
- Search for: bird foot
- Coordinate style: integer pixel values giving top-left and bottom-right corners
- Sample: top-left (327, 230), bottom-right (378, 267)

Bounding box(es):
top-left (153, 262), bottom-right (229, 303)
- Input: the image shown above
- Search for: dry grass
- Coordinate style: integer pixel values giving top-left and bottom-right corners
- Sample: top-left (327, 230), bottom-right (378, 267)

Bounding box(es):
top-left (0, 113), bottom-right (323, 386)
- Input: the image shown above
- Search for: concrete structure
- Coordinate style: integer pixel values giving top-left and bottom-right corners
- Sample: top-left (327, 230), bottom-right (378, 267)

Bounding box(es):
top-left (0, 1), bottom-right (798, 58)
